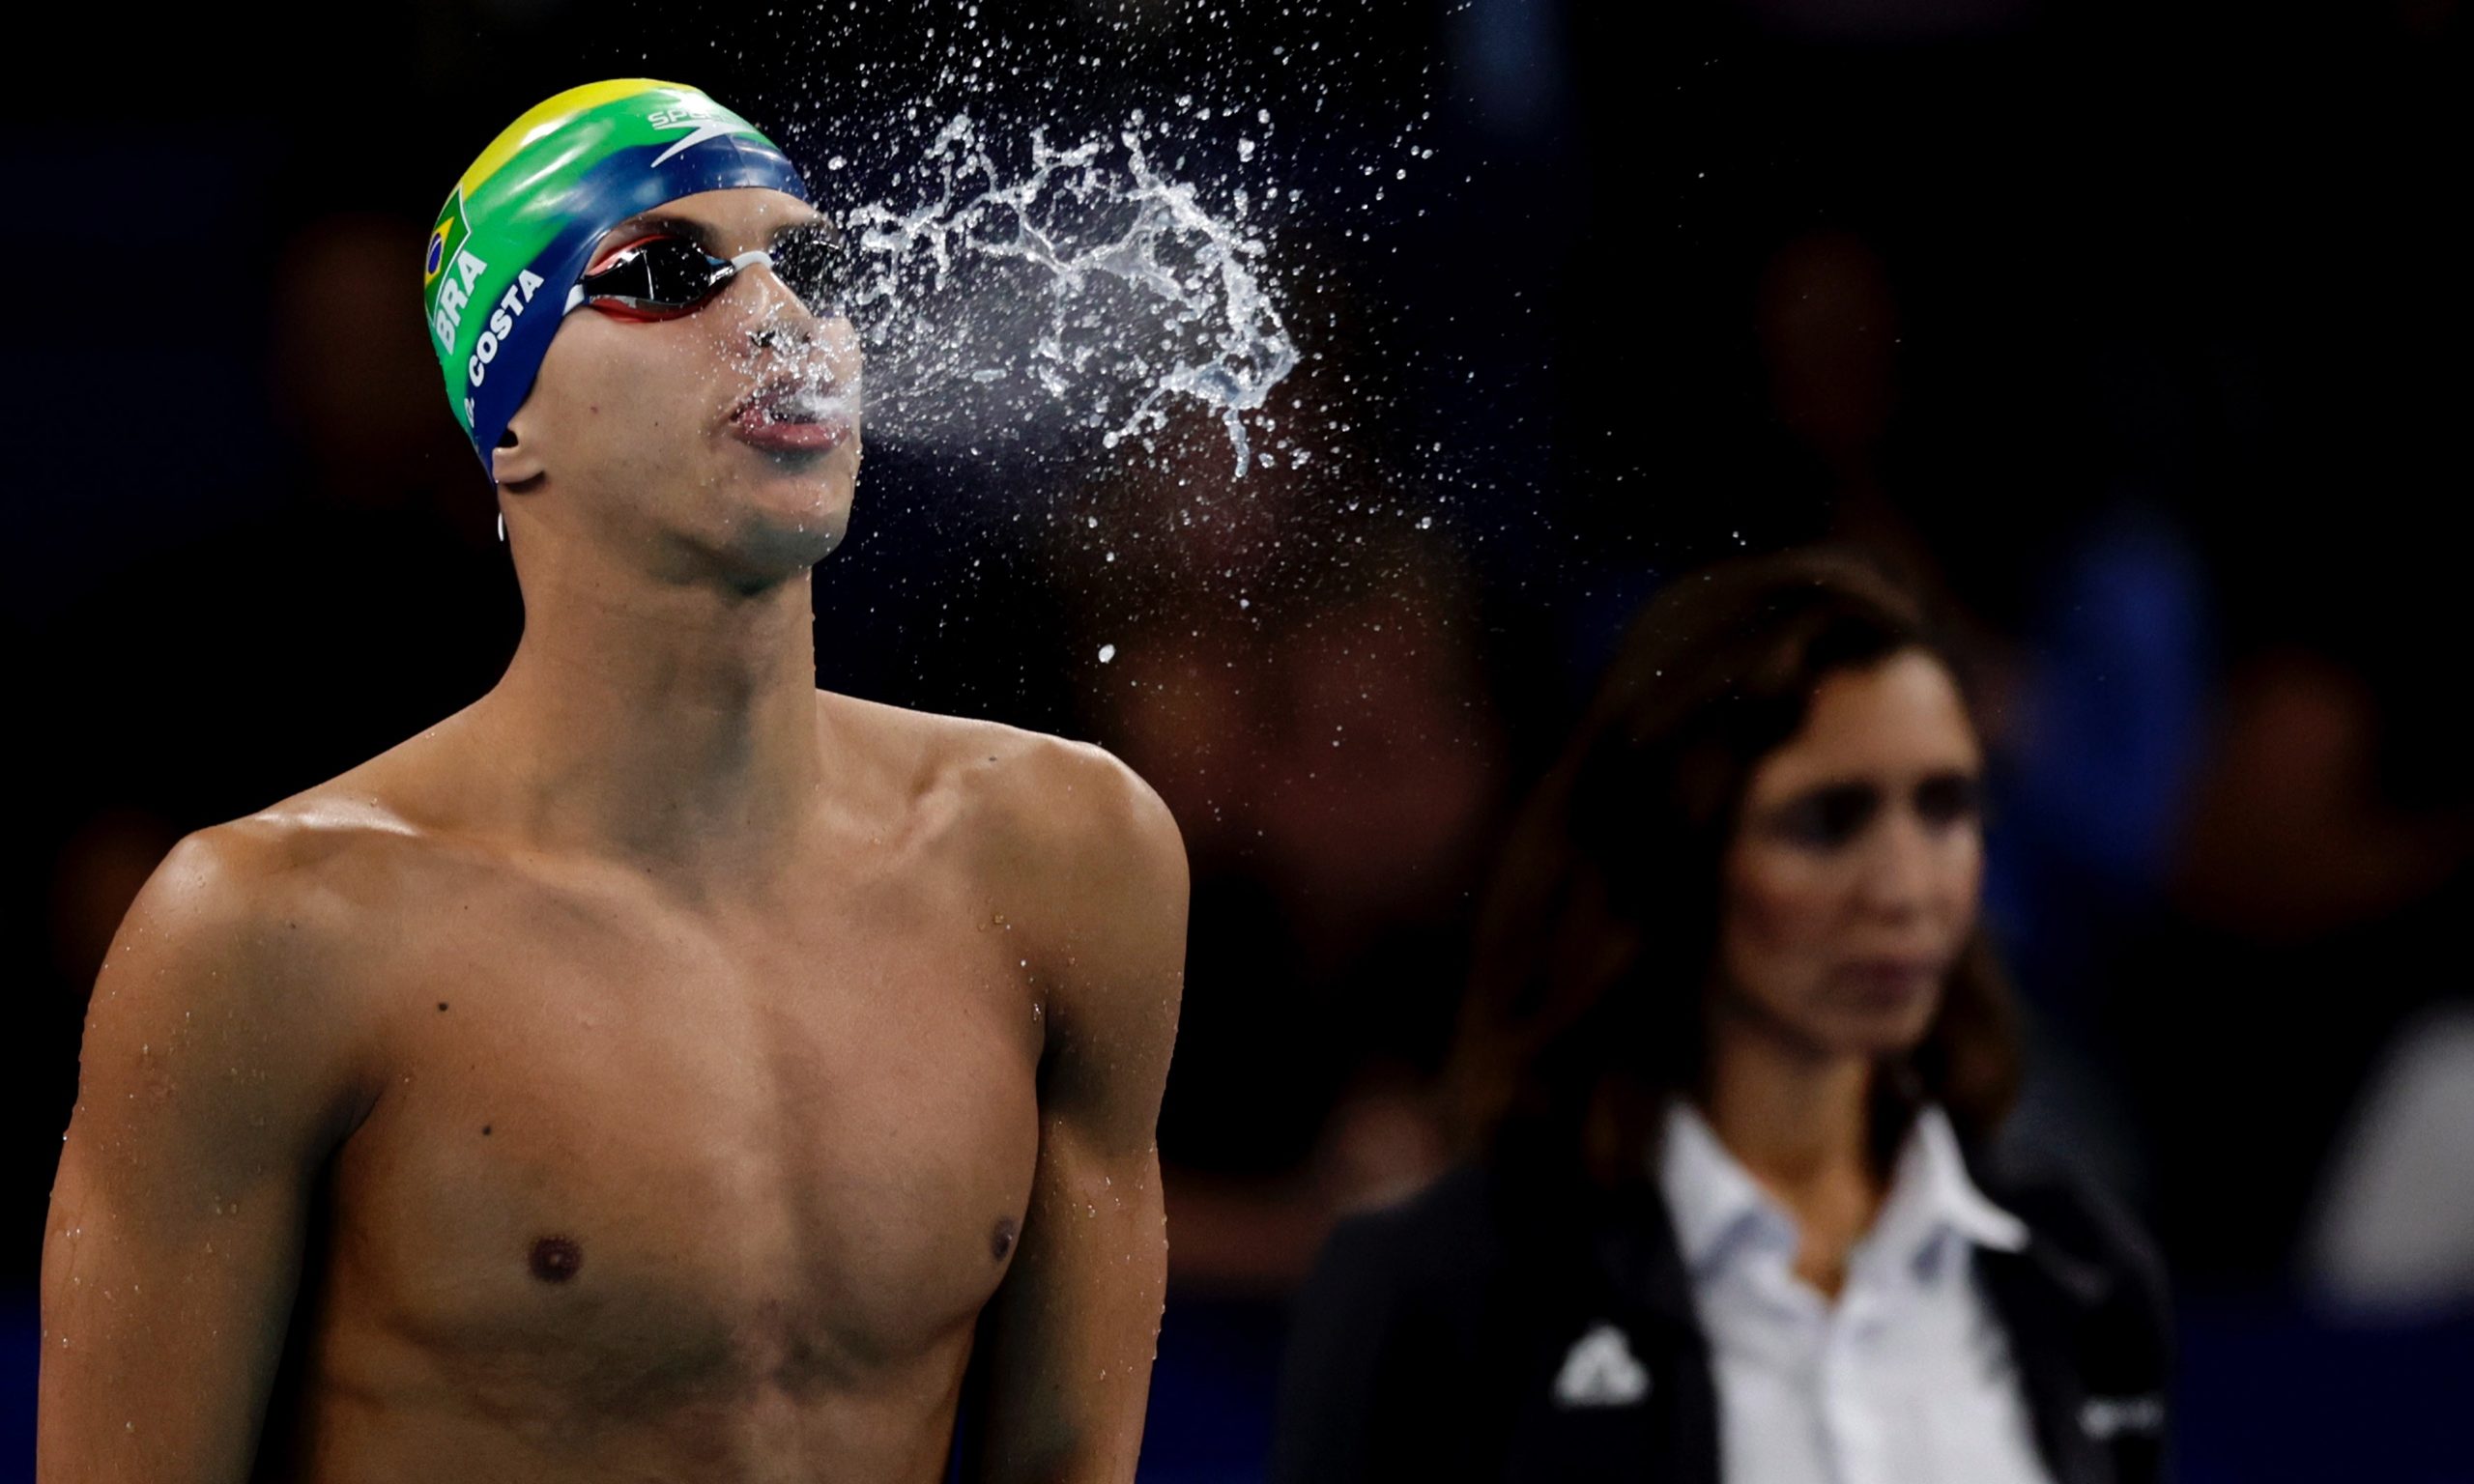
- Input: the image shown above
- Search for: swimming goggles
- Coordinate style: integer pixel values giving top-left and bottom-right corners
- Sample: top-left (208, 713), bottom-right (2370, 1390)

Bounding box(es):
top-left (564, 229), bottom-right (849, 323)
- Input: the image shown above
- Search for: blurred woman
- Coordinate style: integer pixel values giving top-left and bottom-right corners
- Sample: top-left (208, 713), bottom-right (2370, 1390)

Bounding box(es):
top-left (1270, 549), bottom-right (2170, 1483)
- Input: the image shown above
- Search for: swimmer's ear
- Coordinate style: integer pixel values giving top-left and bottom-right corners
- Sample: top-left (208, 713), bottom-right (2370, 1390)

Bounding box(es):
top-left (491, 417), bottom-right (546, 487)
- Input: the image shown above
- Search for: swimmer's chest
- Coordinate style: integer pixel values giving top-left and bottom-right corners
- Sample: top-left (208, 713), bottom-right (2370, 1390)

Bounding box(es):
top-left (323, 864), bottom-right (1046, 1400)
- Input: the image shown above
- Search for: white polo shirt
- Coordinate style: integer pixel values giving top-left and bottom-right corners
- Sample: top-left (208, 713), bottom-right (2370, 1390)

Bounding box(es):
top-left (1656, 1100), bottom-right (2055, 1484)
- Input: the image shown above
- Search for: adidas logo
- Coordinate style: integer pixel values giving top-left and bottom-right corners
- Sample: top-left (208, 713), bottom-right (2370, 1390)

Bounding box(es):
top-left (1552, 1323), bottom-right (1651, 1409)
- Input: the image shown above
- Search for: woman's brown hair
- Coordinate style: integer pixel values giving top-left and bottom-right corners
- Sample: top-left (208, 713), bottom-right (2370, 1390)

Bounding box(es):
top-left (1445, 546), bottom-right (2022, 1184)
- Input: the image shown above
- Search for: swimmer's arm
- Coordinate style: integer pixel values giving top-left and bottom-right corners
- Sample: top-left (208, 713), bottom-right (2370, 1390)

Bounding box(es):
top-left (39, 826), bottom-right (373, 1484)
top-left (971, 748), bottom-right (1187, 1484)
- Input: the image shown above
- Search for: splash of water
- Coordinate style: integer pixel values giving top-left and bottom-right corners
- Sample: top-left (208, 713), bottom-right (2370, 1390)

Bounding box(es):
top-left (836, 113), bottom-right (1297, 478)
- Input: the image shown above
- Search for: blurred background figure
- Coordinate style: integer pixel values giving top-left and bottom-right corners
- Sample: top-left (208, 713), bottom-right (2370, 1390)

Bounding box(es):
top-left (1272, 550), bottom-right (2169, 1482)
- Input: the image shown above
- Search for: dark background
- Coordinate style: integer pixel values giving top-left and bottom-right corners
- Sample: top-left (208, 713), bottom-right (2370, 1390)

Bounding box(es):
top-left (8, 0), bottom-right (2469, 1478)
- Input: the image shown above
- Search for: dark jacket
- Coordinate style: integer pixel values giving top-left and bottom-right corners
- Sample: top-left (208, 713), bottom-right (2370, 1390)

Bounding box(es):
top-left (1270, 1139), bottom-right (2172, 1484)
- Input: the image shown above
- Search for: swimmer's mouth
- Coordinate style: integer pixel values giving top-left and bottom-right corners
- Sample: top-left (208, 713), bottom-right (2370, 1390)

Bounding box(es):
top-left (733, 377), bottom-right (857, 427)
top-left (731, 378), bottom-right (857, 452)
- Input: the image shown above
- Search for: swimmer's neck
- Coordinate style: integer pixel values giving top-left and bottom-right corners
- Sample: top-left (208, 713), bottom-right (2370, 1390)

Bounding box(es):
top-left (468, 530), bottom-right (828, 880)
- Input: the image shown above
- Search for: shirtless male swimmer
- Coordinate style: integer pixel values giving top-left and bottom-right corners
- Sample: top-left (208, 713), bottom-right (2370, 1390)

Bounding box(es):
top-left (40, 80), bottom-right (1186, 1483)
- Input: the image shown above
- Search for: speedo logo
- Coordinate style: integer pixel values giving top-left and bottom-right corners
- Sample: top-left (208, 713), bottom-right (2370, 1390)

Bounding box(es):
top-left (648, 100), bottom-right (762, 168)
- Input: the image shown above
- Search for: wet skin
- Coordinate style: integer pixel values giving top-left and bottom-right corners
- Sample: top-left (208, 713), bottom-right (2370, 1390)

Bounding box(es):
top-left (42, 698), bottom-right (1184, 1482)
top-left (40, 186), bottom-right (1186, 1484)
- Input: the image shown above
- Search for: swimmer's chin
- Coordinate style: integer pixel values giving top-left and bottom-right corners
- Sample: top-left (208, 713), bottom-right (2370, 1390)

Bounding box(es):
top-left (758, 512), bottom-right (850, 569)
top-left (699, 501), bottom-right (852, 587)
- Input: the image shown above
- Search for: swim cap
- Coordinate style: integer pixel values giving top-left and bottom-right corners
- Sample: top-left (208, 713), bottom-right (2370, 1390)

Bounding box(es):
top-left (423, 79), bottom-right (810, 476)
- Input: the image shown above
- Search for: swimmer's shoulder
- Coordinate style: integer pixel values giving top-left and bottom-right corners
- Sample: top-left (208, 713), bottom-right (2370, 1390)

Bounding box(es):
top-left (166, 719), bottom-right (499, 952)
top-left (148, 789), bottom-right (424, 977)
top-left (817, 689), bottom-right (1186, 894)
top-left (94, 799), bottom-right (401, 1146)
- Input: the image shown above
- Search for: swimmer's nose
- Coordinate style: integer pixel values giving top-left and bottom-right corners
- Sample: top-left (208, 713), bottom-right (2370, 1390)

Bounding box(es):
top-left (747, 312), bottom-right (862, 390)
top-left (736, 257), bottom-right (836, 336)
top-left (743, 285), bottom-right (857, 354)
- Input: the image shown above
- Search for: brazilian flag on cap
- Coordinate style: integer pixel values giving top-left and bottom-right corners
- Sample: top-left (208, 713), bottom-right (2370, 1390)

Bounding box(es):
top-left (422, 79), bottom-right (810, 477)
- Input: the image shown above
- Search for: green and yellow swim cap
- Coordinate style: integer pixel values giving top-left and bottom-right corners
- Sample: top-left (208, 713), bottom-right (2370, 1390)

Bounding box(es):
top-left (423, 79), bottom-right (810, 476)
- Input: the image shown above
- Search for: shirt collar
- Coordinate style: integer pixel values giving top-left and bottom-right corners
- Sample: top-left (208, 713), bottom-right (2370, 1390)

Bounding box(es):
top-left (1654, 1099), bottom-right (2028, 1277)
top-left (1657, 1099), bottom-right (1796, 1274)
top-left (1877, 1104), bottom-right (2031, 1261)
